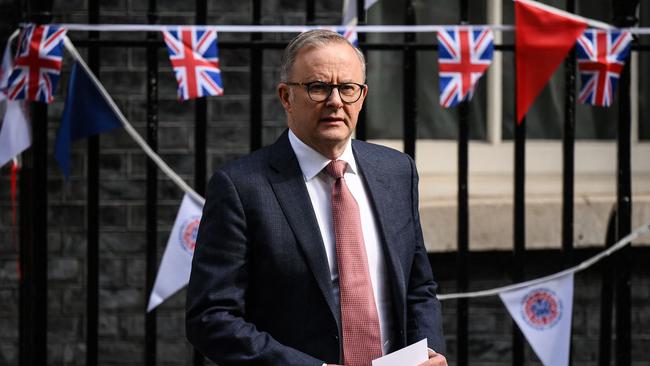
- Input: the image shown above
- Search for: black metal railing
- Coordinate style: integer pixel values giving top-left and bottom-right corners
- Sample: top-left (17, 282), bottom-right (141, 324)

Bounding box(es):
top-left (6, 0), bottom-right (644, 365)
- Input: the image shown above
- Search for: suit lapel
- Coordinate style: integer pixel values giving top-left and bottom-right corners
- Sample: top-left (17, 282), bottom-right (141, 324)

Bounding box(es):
top-left (267, 132), bottom-right (340, 325)
top-left (353, 141), bottom-right (407, 336)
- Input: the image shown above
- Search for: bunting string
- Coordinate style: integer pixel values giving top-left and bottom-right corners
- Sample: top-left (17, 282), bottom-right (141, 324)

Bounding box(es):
top-left (438, 221), bottom-right (650, 300)
top-left (57, 23), bottom-right (515, 33)
top-left (61, 36), bottom-right (205, 206)
top-left (33, 23), bottom-right (650, 34)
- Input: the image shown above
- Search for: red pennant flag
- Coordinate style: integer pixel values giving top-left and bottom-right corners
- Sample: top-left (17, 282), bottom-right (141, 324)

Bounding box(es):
top-left (515, 0), bottom-right (588, 124)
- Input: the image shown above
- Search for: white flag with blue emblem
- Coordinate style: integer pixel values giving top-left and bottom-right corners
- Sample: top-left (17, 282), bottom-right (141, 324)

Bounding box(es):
top-left (499, 273), bottom-right (574, 366)
top-left (147, 193), bottom-right (203, 312)
top-left (0, 39), bottom-right (31, 168)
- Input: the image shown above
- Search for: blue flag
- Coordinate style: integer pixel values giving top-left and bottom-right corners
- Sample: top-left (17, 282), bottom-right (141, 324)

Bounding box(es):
top-left (55, 62), bottom-right (121, 177)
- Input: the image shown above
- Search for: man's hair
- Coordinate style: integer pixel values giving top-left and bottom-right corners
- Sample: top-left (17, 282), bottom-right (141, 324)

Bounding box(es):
top-left (280, 29), bottom-right (366, 82)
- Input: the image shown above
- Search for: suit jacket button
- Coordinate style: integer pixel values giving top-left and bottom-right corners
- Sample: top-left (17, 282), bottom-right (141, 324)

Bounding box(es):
top-left (332, 335), bottom-right (339, 340)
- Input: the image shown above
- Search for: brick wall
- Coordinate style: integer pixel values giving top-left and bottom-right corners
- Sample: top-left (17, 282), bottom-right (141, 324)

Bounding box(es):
top-left (0, 1), bottom-right (649, 365)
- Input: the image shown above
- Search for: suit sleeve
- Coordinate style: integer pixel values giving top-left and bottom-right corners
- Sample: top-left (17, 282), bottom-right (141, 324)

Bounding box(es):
top-left (405, 156), bottom-right (446, 353)
top-left (186, 170), bottom-right (324, 366)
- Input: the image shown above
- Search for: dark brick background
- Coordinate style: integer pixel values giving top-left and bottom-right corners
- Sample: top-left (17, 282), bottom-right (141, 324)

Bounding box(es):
top-left (0, 0), bottom-right (649, 365)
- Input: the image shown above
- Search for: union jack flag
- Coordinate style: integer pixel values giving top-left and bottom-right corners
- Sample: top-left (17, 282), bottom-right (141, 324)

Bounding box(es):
top-left (437, 27), bottom-right (493, 108)
top-left (6, 24), bottom-right (67, 104)
top-left (576, 30), bottom-right (632, 107)
top-left (339, 26), bottom-right (358, 47)
top-left (162, 27), bottom-right (224, 101)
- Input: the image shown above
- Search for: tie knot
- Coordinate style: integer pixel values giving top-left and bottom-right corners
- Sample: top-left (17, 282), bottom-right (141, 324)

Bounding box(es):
top-left (326, 160), bottom-right (347, 179)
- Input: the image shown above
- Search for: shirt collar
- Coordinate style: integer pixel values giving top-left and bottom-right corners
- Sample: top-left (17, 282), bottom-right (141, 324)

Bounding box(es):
top-left (288, 129), bottom-right (358, 181)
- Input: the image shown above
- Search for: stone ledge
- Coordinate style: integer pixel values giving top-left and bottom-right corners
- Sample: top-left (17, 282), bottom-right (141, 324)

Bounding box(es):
top-left (418, 172), bottom-right (650, 252)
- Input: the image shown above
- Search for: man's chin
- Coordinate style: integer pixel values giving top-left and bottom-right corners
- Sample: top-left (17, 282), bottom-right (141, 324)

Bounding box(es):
top-left (316, 128), bottom-right (352, 144)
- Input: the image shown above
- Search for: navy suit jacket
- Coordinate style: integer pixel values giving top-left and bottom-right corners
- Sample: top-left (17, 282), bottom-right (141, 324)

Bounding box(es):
top-left (186, 130), bottom-right (445, 365)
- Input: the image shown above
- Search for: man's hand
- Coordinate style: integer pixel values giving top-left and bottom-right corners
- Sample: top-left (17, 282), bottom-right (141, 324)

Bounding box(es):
top-left (417, 348), bottom-right (447, 366)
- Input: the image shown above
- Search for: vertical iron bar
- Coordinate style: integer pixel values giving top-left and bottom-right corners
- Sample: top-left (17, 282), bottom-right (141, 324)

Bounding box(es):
top-left (599, 208), bottom-right (616, 366)
top-left (250, 0), bottom-right (262, 151)
top-left (193, 0), bottom-right (207, 364)
top-left (512, 89), bottom-right (525, 366)
top-left (403, 0), bottom-right (416, 158)
top-left (562, 2), bottom-right (577, 365)
top-left (195, 0), bottom-right (207, 194)
top-left (611, 4), bottom-right (636, 364)
top-left (306, 0), bottom-right (315, 25)
top-left (145, 0), bottom-right (158, 365)
top-left (355, 0), bottom-right (367, 141)
top-left (456, 103), bottom-right (469, 366)
top-left (562, 0), bottom-right (576, 268)
top-left (19, 3), bottom-right (52, 366)
top-left (20, 94), bottom-right (49, 366)
top-left (456, 1), bottom-right (469, 365)
top-left (86, 0), bottom-right (100, 364)
top-left (613, 4), bottom-right (639, 364)
top-left (614, 42), bottom-right (632, 366)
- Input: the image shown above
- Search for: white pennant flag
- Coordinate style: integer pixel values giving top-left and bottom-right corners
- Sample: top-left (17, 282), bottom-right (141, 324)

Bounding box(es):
top-left (499, 273), bottom-right (574, 366)
top-left (341, 0), bottom-right (380, 46)
top-left (147, 193), bottom-right (203, 312)
top-left (343, 0), bottom-right (380, 24)
top-left (0, 41), bottom-right (31, 167)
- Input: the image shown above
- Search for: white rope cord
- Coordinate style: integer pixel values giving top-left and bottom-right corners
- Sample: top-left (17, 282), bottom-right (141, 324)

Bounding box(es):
top-left (62, 36), bottom-right (205, 206)
top-left (437, 222), bottom-right (650, 300)
top-left (50, 23), bottom-right (650, 34)
top-left (57, 23), bottom-right (517, 33)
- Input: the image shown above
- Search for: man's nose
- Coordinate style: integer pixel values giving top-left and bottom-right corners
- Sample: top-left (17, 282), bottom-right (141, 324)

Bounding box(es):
top-left (325, 86), bottom-right (344, 108)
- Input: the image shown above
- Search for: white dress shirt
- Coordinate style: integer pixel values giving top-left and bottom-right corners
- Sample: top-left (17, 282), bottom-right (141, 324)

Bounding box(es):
top-left (288, 130), bottom-right (394, 356)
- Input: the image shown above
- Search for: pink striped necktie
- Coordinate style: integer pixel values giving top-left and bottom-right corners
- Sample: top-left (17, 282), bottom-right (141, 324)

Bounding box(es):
top-left (326, 159), bottom-right (383, 366)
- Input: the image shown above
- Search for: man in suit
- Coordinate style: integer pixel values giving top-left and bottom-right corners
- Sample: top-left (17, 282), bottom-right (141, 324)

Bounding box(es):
top-left (186, 29), bottom-right (447, 366)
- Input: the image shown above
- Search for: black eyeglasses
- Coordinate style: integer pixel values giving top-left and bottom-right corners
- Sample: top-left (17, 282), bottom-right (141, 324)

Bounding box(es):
top-left (283, 81), bottom-right (366, 104)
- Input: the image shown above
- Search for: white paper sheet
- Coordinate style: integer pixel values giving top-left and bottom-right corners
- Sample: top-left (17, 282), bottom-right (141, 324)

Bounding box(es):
top-left (372, 338), bottom-right (428, 366)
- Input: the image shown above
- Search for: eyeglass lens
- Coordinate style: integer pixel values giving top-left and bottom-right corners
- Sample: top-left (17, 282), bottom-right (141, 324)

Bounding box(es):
top-left (308, 82), bottom-right (362, 103)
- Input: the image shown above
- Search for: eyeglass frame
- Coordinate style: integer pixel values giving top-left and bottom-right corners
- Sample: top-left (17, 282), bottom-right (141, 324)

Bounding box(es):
top-left (282, 81), bottom-right (367, 104)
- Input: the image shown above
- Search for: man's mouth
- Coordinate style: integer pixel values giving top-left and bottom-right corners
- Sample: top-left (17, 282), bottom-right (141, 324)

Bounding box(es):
top-left (319, 117), bottom-right (345, 123)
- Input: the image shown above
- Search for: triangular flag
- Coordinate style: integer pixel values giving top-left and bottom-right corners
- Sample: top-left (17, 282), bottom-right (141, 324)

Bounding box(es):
top-left (0, 101), bottom-right (31, 167)
top-left (0, 41), bottom-right (31, 167)
top-left (515, 0), bottom-right (588, 123)
top-left (162, 27), bottom-right (224, 101)
top-left (499, 273), bottom-right (574, 366)
top-left (54, 62), bottom-right (122, 178)
top-left (147, 193), bottom-right (203, 312)
top-left (576, 30), bottom-right (632, 107)
top-left (365, 0), bottom-right (378, 10)
top-left (437, 26), bottom-right (494, 108)
top-left (343, 0), bottom-right (357, 26)
top-left (6, 24), bottom-right (67, 103)
top-left (340, 0), bottom-right (380, 46)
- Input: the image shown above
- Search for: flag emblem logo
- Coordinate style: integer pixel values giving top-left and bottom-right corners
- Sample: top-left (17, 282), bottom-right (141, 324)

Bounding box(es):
top-left (178, 216), bottom-right (201, 253)
top-left (521, 288), bottom-right (563, 330)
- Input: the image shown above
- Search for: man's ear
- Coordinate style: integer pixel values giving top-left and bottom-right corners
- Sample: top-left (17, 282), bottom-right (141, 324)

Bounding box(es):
top-left (359, 84), bottom-right (369, 109)
top-left (278, 84), bottom-right (292, 112)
